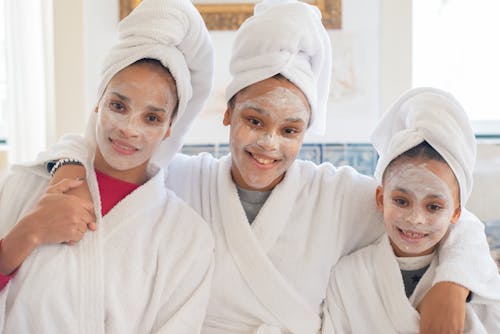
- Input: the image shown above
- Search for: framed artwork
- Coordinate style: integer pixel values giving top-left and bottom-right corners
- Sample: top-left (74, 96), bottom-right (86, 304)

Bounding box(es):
top-left (119, 0), bottom-right (341, 30)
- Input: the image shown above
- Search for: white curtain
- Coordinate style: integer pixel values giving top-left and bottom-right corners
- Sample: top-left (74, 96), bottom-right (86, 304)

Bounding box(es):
top-left (4, 0), bottom-right (52, 163)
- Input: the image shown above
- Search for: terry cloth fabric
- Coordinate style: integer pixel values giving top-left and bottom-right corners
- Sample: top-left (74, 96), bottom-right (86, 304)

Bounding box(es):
top-left (0, 163), bottom-right (214, 333)
top-left (225, 0), bottom-right (332, 135)
top-left (85, 0), bottom-right (214, 167)
top-left (371, 87), bottom-right (477, 205)
top-left (322, 234), bottom-right (500, 334)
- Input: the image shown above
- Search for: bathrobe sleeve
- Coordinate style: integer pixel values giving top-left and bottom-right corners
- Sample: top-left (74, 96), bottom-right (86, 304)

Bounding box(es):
top-left (33, 134), bottom-right (92, 170)
top-left (0, 168), bottom-right (50, 330)
top-left (434, 208), bottom-right (500, 301)
top-left (321, 276), bottom-right (348, 334)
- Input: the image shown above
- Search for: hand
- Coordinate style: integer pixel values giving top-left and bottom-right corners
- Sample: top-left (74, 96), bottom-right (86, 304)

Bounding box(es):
top-left (24, 178), bottom-right (96, 245)
top-left (0, 178), bottom-right (96, 275)
top-left (50, 164), bottom-right (95, 231)
top-left (417, 281), bottom-right (468, 334)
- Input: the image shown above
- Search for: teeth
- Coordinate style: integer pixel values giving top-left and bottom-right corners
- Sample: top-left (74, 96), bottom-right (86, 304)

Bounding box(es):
top-left (401, 230), bottom-right (426, 238)
top-left (251, 154), bottom-right (274, 165)
top-left (255, 157), bottom-right (273, 164)
top-left (114, 141), bottom-right (135, 151)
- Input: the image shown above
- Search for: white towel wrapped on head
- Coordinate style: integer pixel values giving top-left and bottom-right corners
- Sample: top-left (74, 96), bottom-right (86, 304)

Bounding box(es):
top-left (371, 87), bottom-right (477, 205)
top-left (86, 0), bottom-right (214, 166)
top-left (225, 0), bottom-right (332, 135)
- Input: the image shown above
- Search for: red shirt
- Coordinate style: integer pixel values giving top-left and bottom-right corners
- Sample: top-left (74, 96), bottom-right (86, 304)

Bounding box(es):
top-left (95, 169), bottom-right (140, 216)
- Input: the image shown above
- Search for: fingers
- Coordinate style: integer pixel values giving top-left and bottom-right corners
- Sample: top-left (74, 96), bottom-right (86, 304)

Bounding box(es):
top-left (47, 178), bottom-right (84, 194)
top-left (87, 222), bottom-right (97, 231)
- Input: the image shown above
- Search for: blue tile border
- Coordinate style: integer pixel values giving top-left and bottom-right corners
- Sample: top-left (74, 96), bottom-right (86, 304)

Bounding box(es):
top-left (182, 142), bottom-right (379, 175)
top-left (485, 221), bottom-right (500, 270)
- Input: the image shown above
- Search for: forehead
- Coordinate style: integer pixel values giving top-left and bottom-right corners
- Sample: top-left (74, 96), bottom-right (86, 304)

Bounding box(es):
top-left (384, 159), bottom-right (460, 198)
top-left (235, 77), bottom-right (310, 111)
top-left (107, 62), bottom-right (177, 95)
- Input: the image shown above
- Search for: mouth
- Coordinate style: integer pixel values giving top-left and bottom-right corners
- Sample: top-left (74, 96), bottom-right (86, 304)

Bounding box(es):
top-left (246, 150), bottom-right (280, 168)
top-left (397, 228), bottom-right (429, 241)
top-left (109, 138), bottom-right (138, 155)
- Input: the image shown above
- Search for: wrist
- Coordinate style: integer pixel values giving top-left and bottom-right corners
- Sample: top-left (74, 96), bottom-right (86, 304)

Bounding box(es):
top-left (0, 228), bottom-right (38, 275)
top-left (437, 281), bottom-right (469, 300)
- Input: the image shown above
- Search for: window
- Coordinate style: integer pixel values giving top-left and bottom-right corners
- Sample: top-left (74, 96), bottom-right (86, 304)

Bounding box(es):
top-left (0, 1), bottom-right (8, 147)
top-left (413, 0), bottom-right (500, 135)
top-left (1, 0), bottom-right (49, 165)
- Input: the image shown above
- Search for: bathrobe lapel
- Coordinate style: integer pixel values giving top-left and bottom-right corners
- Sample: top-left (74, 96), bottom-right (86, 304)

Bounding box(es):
top-left (373, 235), bottom-right (422, 333)
top-left (216, 157), bottom-right (320, 334)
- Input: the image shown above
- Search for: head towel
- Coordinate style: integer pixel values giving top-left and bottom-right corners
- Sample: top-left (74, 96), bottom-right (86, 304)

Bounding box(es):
top-left (86, 0), bottom-right (214, 166)
top-left (225, 0), bottom-right (332, 135)
top-left (371, 87), bottom-right (477, 205)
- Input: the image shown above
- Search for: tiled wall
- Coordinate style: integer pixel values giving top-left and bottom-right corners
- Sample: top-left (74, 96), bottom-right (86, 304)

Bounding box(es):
top-left (182, 143), bottom-right (379, 176)
top-left (181, 142), bottom-right (499, 271)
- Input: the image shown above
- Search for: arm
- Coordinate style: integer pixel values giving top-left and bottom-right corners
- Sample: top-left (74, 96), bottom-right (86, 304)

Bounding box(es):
top-left (0, 179), bottom-right (95, 275)
top-left (417, 209), bottom-right (500, 333)
top-left (36, 134), bottom-right (94, 209)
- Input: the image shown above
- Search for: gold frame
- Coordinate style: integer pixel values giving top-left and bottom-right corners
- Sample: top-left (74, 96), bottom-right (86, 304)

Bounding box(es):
top-left (119, 0), bottom-right (341, 30)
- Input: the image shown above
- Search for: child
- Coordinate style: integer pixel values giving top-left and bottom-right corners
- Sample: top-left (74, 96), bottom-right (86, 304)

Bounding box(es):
top-left (322, 87), bottom-right (500, 333)
top-left (0, 0), bottom-right (214, 332)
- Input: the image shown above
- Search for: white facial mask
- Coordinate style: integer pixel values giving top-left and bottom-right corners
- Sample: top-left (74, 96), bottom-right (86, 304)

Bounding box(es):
top-left (229, 85), bottom-right (310, 190)
top-left (382, 163), bottom-right (457, 256)
top-left (94, 64), bottom-right (175, 174)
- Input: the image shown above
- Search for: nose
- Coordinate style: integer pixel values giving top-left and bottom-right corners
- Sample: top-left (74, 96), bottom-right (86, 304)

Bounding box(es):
top-left (118, 115), bottom-right (141, 138)
top-left (408, 208), bottom-right (426, 225)
top-left (257, 132), bottom-right (279, 151)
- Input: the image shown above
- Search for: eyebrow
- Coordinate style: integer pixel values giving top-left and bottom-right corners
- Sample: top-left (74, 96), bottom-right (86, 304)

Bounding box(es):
top-left (241, 102), bottom-right (306, 124)
top-left (393, 187), bottom-right (447, 199)
top-left (110, 92), bottom-right (166, 113)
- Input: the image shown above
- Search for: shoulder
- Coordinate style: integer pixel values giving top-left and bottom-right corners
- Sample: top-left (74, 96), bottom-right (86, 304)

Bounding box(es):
top-left (334, 239), bottom-right (380, 277)
top-left (290, 159), bottom-right (377, 194)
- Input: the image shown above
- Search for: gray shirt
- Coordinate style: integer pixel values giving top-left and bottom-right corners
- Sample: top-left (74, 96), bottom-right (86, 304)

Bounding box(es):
top-left (236, 186), bottom-right (272, 224)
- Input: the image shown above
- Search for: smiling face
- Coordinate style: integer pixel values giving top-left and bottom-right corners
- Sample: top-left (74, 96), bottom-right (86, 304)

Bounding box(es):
top-left (223, 76), bottom-right (311, 191)
top-left (376, 158), bottom-right (461, 257)
top-left (94, 60), bottom-right (177, 184)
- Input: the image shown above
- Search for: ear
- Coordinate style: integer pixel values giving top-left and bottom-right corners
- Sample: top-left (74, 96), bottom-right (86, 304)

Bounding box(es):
top-left (450, 205), bottom-right (462, 225)
top-left (163, 126), bottom-right (172, 140)
top-left (223, 106), bottom-right (232, 126)
top-left (375, 186), bottom-right (384, 213)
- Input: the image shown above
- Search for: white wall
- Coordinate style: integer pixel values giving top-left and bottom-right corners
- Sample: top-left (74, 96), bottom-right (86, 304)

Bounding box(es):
top-left (52, 0), bottom-right (86, 142)
top-left (54, 0), bottom-right (412, 145)
top-left (186, 0), bottom-right (388, 144)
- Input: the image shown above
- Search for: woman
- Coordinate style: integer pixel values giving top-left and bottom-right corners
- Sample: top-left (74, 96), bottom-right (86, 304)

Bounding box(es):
top-left (0, 0), bottom-right (214, 332)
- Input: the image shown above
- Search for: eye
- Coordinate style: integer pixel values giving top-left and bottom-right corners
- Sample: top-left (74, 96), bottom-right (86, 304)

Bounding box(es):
top-left (247, 117), bottom-right (262, 127)
top-left (283, 128), bottom-right (298, 135)
top-left (146, 114), bottom-right (161, 123)
top-left (392, 197), bottom-right (408, 207)
top-left (110, 101), bottom-right (126, 113)
top-left (427, 203), bottom-right (443, 212)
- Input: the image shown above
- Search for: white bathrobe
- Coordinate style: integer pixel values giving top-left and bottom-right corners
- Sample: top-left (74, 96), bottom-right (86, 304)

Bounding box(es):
top-left (0, 161), bottom-right (214, 333)
top-left (36, 137), bottom-right (499, 333)
top-left (322, 234), bottom-right (500, 334)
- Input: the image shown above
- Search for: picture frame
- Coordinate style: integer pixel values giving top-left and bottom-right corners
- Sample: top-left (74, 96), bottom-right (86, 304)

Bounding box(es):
top-left (119, 0), bottom-right (341, 30)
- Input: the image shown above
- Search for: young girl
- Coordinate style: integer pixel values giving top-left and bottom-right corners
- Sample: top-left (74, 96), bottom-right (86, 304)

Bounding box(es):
top-left (323, 87), bottom-right (500, 333)
top-left (0, 0), bottom-right (214, 332)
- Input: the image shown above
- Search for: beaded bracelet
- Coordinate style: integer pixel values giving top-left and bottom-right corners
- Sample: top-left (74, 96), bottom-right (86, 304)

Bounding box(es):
top-left (49, 158), bottom-right (83, 177)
